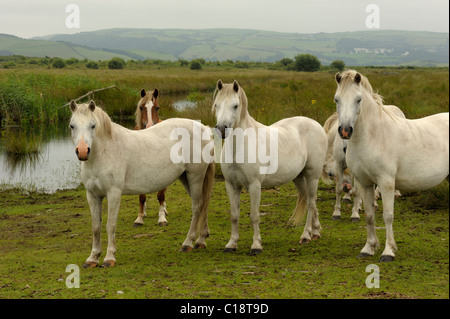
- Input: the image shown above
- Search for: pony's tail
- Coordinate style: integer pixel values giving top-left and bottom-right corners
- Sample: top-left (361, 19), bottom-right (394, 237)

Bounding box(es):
top-left (289, 177), bottom-right (308, 227)
top-left (196, 161), bottom-right (215, 236)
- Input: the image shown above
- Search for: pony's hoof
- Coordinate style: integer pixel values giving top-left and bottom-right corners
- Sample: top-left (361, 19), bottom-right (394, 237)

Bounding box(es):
top-left (332, 216), bottom-right (341, 221)
top-left (194, 243), bottom-right (206, 249)
top-left (133, 223), bottom-right (143, 227)
top-left (357, 252), bottom-right (372, 258)
top-left (180, 245), bottom-right (193, 252)
top-left (223, 248), bottom-right (236, 253)
top-left (158, 221), bottom-right (168, 227)
top-left (250, 249), bottom-right (262, 255)
top-left (299, 238), bottom-right (311, 245)
top-left (351, 217), bottom-right (360, 222)
top-left (83, 262), bottom-right (98, 268)
top-left (312, 235), bottom-right (320, 240)
top-left (101, 260), bottom-right (116, 268)
top-left (379, 255), bottom-right (395, 262)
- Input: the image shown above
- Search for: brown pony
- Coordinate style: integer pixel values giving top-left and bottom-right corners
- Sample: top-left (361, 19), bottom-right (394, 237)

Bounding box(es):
top-left (133, 88), bottom-right (168, 226)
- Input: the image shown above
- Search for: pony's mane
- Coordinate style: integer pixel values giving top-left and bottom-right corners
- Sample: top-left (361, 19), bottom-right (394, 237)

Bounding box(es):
top-left (212, 83), bottom-right (249, 121)
top-left (76, 103), bottom-right (113, 139)
top-left (323, 112), bottom-right (338, 133)
top-left (338, 70), bottom-right (384, 107)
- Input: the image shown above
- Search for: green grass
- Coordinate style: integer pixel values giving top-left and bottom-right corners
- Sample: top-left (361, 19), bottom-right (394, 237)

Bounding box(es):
top-left (0, 66), bottom-right (448, 299)
top-left (0, 179), bottom-right (448, 299)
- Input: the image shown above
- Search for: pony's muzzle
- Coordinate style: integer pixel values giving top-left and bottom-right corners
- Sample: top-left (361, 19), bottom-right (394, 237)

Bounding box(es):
top-left (338, 126), bottom-right (353, 139)
top-left (215, 124), bottom-right (228, 139)
top-left (75, 137), bottom-right (90, 161)
top-left (342, 182), bottom-right (352, 193)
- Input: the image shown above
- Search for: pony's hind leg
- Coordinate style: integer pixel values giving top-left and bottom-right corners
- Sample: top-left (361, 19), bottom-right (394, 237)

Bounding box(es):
top-left (248, 181), bottom-right (263, 254)
top-left (133, 194), bottom-right (146, 226)
top-left (157, 188), bottom-right (168, 226)
top-left (180, 170), bottom-right (209, 252)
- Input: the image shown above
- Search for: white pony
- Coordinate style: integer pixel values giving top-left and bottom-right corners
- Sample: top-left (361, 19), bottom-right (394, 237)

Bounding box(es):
top-left (69, 100), bottom-right (215, 267)
top-left (323, 106), bottom-right (405, 221)
top-left (334, 70), bottom-right (449, 262)
top-left (213, 80), bottom-right (327, 253)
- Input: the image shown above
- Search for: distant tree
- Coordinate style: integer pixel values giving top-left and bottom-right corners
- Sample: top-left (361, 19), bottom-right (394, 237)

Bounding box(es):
top-left (86, 61), bottom-right (99, 69)
top-left (108, 57), bottom-right (125, 69)
top-left (330, 59), bottom-right (346, 71)
top-left (179, 59), bottom-right (189, 67)
top-left (190, 60), bottom-right (202, 70)
top-left (294, 54), bottom-right (321, 72)
top-left (52, 58), bottom-right (66, 69)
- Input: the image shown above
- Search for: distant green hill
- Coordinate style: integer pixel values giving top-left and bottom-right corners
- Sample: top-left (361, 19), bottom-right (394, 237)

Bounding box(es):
top-left (2, 28), bottom-right (448, 66)
top-left (0, 33), bottom-right (131, 61)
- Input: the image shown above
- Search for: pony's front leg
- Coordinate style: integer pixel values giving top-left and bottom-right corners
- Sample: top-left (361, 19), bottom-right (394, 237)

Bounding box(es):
top-left (248, 181), bottom-right (262, 254)
top-left (357, 181), bottom-right (380, 258)
top-left (224, 180), bottom-right (242, 252)
top-left (84, 190), bottom-right (103, 268)
top-left (377, 180), bottom-right (397, 262)
top-left (332, 182), bottom-right (343, 220)
top-left (133, 194), bottom-right (146, 226)
top-left (350, 181), bottom-right (361, 222)
top-left (103, 188), bottom-right (122, 267)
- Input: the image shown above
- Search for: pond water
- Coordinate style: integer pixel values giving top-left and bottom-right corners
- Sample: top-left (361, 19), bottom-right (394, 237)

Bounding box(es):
top-left (0, 120), bottom-right (132, 194)
top-left (0, 97), bottom-right (202, 194)
top-left (0, 136), bottom-right (81, 193)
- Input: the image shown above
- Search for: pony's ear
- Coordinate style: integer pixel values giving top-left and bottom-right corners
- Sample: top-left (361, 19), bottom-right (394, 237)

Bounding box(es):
top-left (140, 89), bottom-right (146, 98)
top-left (153, 88), bottom-right (159, 99)
top-left (354, 73), bottom-right (362, 84)
top-left (88, 100), bottom-right (96, 112)
top-left (217, 79), bottom-right (223, 91)
top-left (69, 100), bottom-right (77, 112)
top-left (233, 80), bottom-right (239, 93)
top-left (335, 73), bottom-right (342, 84)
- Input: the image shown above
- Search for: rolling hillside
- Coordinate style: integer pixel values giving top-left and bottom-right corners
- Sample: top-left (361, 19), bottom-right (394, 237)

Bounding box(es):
top-left (0, 33), bottom-right (131, 61)
top-left (2, 28), bottom-right (448, 66)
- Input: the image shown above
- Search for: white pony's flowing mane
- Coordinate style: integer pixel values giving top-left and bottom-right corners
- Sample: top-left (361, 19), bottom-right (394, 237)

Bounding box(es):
top-left (338, 70), bottom-right (401, 120)
top-left (338, 70), bottom-right (384, 107)
top-left (212, 82), bottom-right (249, 117)
top-left (75, 103), bottom-right (113, 139)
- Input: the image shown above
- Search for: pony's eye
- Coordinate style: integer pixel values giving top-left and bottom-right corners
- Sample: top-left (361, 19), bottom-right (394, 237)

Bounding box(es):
top-left (334, 99), bottom-right (338, 103)
top-left (233, 104), bottom-right (239, 110)
top-left (356, 98), bottom-right (362, 103)
top-left (69, 124), bottom-right (74, 130)
top-left (139, 106), bottom-right (143, 111)
top-left (91, 124), bottom-right (96, 129)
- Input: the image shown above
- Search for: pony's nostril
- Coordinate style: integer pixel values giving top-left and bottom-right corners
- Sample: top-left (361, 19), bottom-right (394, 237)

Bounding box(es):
top-left (87, 147), bottom-right (91, 155)
top-left (75, 148), bottom-right (79, 156)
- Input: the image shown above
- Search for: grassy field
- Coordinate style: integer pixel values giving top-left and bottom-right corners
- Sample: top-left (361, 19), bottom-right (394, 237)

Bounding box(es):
top-left (0, 179), bottom-right (448, 299)
top-left (0, 66), bottom-right (448, 300)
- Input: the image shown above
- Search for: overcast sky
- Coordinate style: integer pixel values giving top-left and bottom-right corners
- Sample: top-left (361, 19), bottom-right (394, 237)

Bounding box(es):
top-left (0, 0), bottom-right (448, 38)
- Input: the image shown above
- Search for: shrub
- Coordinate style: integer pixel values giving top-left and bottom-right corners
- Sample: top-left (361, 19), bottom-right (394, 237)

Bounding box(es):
top-left (108, 57), bottom-right (125, 69)
top-left (190, 60), bottom-right (202, 70)
top-left (294, 54), bottom-right (321, 72)
top-left (51, 58), bottom-right (66, 69)
top-left (331, 59), bottom-right (346, 71)
top-left (86, 61), bottom-right (99, 69)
